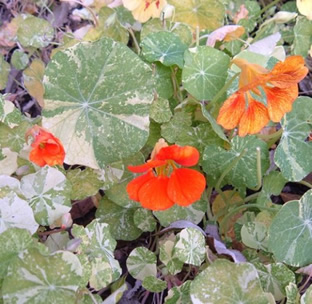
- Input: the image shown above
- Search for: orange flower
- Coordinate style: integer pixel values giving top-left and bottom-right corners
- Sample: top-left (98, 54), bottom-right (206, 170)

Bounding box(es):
top-left (217, 56), bottom-right (308, 136)
top-left (27, 125), bottom-right (65, 167)
top-left (127, 141), bottom-right (206, 211)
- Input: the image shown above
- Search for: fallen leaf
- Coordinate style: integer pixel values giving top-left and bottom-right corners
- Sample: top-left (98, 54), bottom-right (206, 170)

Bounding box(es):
top-left (23, 59), bottom-right (45, 108)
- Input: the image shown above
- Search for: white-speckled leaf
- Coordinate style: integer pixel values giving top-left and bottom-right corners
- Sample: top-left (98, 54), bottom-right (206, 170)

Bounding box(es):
top-left (0, 96), bottom-right (23, 127)
top-left (66, 167), bottom-right (102, 200)
top-left (11, 50), bottom-right (29, 70)
top-left (142, 276), bottom-right (167, 293)
top-left (182, 46), bottom-right (230, 100)
top-left (42, 37), bottom-right (154, 168)
top-left (190, 259), bottom-right (270, 304)
top-left (254, 262), bottom-right (295, 301)
top-left (293, 16), bottom-right (312, 57)
top-left (150, 97), bottom-right (172, 123)
top-left (301, 284), bottom-right (312, 304)
top-left (17, 15), bottom-right (54, 48)
top-left (133, 208), bottom-right (157, 232)
top-left (153, 199), bottom-right (206, 227)
top-left (202, 135), bottom-right (269, 188)
top-left (0, 228), bottom-right (33, 279)
top-left (20, 166), bottom-right (71, 226)
top-left (141, 32), bottom-right (188, 68)
top-left (96, 197), bottom-right (142, 240)
top-left (173, 228), bottom-right (205, 266)
top-left (241, 221), bottom-right (269, 251)
top-left (159, 233), bottom-right (183, 275)
top-left (268, 190), bottom-right (312, 267)
top-left (165, 280), bottom-right (191, 304)
top-left (0, 191), bottom-right (38, 235)
top-left (274, 97), bottom-right (312, 181)
top-left (154, 63), bottom-right (174, 99)
top-left (72, 220), bottom-right (121, 289)
top-left (286, 282), bottom-right (299, 304)
top-left (2, 248), bottom-right (83, 304)
top-left (126, 247), bottom-right (157, 281)
top-left (0, 148), bottom-right (18, 176)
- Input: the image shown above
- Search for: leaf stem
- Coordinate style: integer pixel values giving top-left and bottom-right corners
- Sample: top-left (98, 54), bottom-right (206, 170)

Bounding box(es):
top-left (209, 72), bottom-right (240, 106)
top-left (297, 180), bottom-right (312, 189)
top-left (128, 27), bottom-right (141, 55)
top-left (249, 147), bottom-right (262, 191)
top-left (256, 0), bottom-right (282, 17)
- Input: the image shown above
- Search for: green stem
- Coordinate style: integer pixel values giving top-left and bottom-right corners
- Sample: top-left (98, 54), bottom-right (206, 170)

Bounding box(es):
top-left (256, 0), bottom-right (282, 17)
top-left (249, 147), bottom-right (262, 191)
top-left (215, 148), bottom-right (248, 191)
top-left (220, 202), bottom-right (275, 236)
top-left (171, 67), bottom-right (183, 102)
top-left (196, 26), bottom-right (200, 47)
top-left (210, 72), bottom-right (240, 106)
top-left (298, 180), bottom-right (312, 189)
top-left (205, 186), bottom-right (214, 221)
top-left (128, 27), bottom-right (140, 55)
top-left (257, 128), bottom-right (283, 142)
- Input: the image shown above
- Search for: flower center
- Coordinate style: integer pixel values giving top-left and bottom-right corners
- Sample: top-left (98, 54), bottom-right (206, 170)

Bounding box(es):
top-left (39, 143), bottom-right (46, 149)
top-left (155, 160), bottom-right (177, 177)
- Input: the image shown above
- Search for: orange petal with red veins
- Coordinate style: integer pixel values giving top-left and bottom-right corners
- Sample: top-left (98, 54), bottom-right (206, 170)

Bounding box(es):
top-left (156, 145), bottom-right (200, 167)
top-left (265, 85), bottom-right (298, 122)
top-left (138, 176), bottom-right (175, 211)
top-left (128, 159), bottom-right (167, 173)
top-left (269, 56), bottom-right (308, 88)
top-left (168, 168), bottom-right (206, 207)
top-left (238, 98), bottom-right (269, 136)
top-left (126, 170), bottom-right (155, 201)
top-left (217, 91), bottom-right (246, 130)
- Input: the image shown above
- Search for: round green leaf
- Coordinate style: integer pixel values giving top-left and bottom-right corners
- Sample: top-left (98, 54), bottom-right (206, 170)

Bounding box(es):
top-left (190, 259), bottom-right (271, 304)
top-left (2, 248), bottom-right (83, 304)
top-left (154, 63), bottom-right (174, 99)
top-left (126, 247), bottom-right (157, 281)
top-left (294, 17), bottom-right (312, 57)
top-left (202, 135), bottom-right (269, 189)
top-left (159, 233), bottom-right (184, 275)
top-left (11, 50), bottom-right (29, 70)
top-left (133, 208), bottom-right (157, 232)
top-left (67, 167), bottom-right (102, 200)
top-left (0, 191), bottom-right (38, 235)
top-left (42, 37), bottom-right (155, 168)
top-left (96, 197), bottom-right (142, 240)
top-left (174, 228), bottom-right (205, 266)
top-left (182, 46), bottom-right (230, 100)
top-left (168, 0), bottom-right (225, 30)
top-left (254, 262), bottom-right (295, 301)
top-left (301, 284), bottom-right (312, 304)
top-left (142, 276), bottom-right (167, 293)
top-left (17, 15), bottom-right (54, 48)
top-left (150, 97), bottom-right (172, 123)
top-left (268, 189), bottom-right (312, 267)
top-left (0, 228), bottom-right (33, 279)
top-left (274, 97), bottom-right (312, 181)
top-left (141, 31), bottom-right (188, 68)
top-left (0, 96), bottom-right (23, 128)
top-left (165, 280), bottom-right (191, 304)
top-left (20, 166), bottom-right (72, 226)
top-left (241, 221), bottom-right (269, 251)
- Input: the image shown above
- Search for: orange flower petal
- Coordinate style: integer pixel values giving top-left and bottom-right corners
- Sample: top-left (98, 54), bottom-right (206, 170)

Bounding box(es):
top-left (156, 145), bottom-right (200, 167)
top-left (238, 98), bottom-right (270, 136)
top-left (265, 85), bottom-right (298, 122)
top-left (29, 128), bottom-right (65, 167)
top-left (126, 170), bottom-right (155, 201)
top-left (217, 91), bottom-right (246, 130)
top-left (138, 176), bottom-right (175, 211)
top-left (128, 159), bottom-right (167, 173)
top-left (269, 56), bottom-right (308, 88)
top-left (167, 168), bottom-right (206, 207)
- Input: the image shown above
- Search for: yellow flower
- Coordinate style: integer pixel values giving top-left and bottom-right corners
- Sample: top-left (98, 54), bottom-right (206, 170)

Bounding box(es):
top-left (122, 0), bottom-right (167, 23)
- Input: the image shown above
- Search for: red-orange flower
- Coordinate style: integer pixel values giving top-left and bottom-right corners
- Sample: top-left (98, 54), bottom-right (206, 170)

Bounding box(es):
top-left (127, 142), bottom-right (206, 211)
top-left (217, 56), bottom-right (308, 136)
top-left (27, 125), bottom-right (65, 167)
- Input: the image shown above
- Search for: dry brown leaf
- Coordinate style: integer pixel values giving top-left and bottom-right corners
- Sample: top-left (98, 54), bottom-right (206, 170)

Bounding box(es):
top-left (23, 59), bottom-right (45, 108)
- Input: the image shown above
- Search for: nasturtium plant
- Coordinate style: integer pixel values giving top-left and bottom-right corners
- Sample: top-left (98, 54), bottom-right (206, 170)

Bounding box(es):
top-left (2, 0), bottom-right (312, 302)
